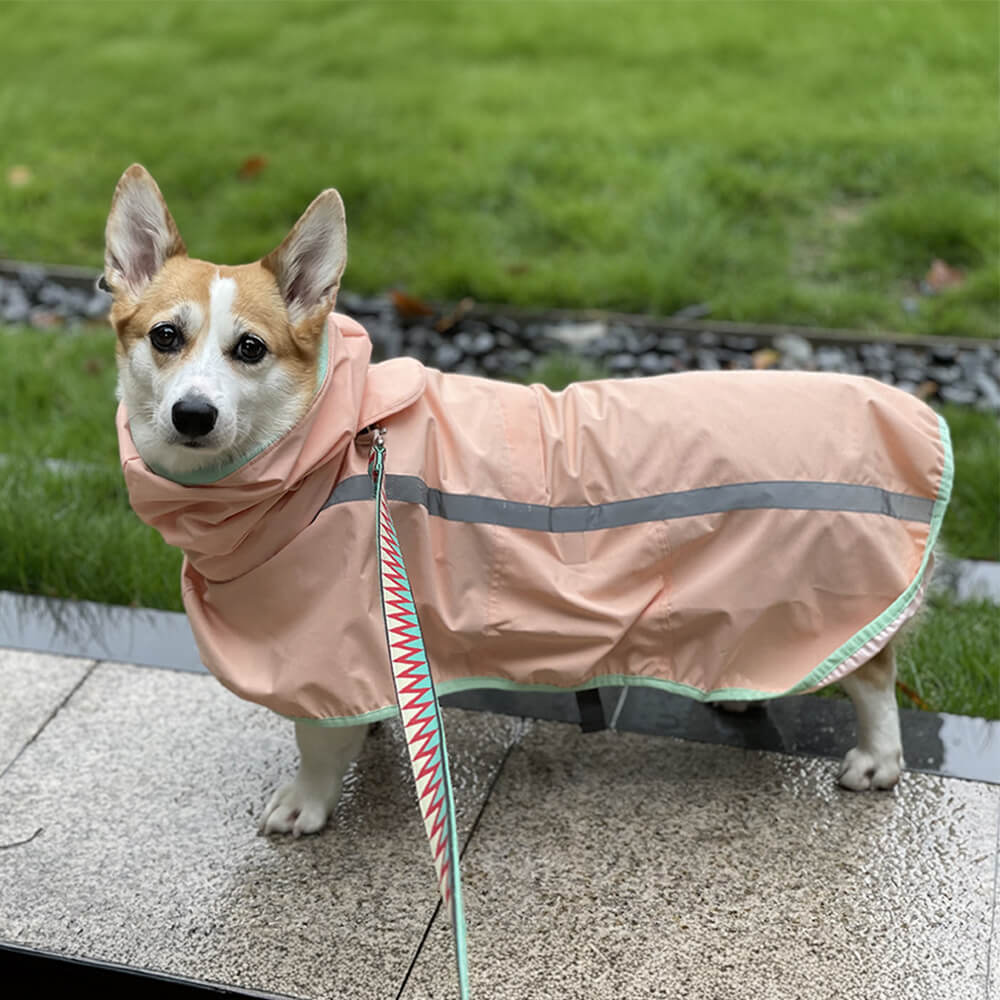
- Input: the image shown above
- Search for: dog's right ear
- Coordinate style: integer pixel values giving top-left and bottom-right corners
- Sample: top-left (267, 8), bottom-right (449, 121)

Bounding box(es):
top-left (104, 164), bottom-right (186, 300)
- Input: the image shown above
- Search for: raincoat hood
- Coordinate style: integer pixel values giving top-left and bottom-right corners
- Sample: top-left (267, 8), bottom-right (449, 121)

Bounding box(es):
top-left (117, 314), bottom-right (426, 581)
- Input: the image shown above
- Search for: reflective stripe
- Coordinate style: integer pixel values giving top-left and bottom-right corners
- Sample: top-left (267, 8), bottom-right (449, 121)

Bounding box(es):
top-left (319, 474), bottom-right (935, 530)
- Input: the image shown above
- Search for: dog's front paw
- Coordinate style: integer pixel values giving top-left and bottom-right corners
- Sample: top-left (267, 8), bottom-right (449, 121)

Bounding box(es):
top-left (838, 747), bottom-right (902, 791)
top-left (260, 776), bottom-right (340, 837)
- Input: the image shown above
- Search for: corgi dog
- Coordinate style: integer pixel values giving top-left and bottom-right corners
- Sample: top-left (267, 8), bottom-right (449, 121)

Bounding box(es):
top-left (107, 164), bottom-right (943, 837)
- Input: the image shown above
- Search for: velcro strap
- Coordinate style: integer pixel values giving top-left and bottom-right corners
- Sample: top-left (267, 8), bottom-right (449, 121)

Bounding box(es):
top-left (576, 689), bottom-right (607, 732)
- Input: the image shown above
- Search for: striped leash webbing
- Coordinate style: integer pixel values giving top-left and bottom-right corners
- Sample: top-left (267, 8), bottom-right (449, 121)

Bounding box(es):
top-left (368, 427), bottom-right (470, 999)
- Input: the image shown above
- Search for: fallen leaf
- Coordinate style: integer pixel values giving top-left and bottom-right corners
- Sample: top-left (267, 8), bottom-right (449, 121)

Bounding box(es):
top-left (6, 165), bottom-right (32, 187)
top-left (506, 263), bottom-right (531, 276)
top-left (83, 358), bottom-right (104, 375)
top-left (895, 679), bottom-right (930, 712)
top-left (922, 258), bottom-right (964, 294)
top-left (752, 348), bottom-right (779, 370)
top-left (435, 296), bottom-right (476, 333)
top-left (391, 289), bottom-right (434, 319)
top-left (237, 155), bottom-right (268, 180)
top-left (30, 311), bottom-right (63, 330)
top-left (915, 379), bottom-right (938, 401)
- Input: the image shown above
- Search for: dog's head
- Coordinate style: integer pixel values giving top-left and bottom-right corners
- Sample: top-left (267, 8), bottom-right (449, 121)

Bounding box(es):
top-left (105, 164), bottom-right (346, 477)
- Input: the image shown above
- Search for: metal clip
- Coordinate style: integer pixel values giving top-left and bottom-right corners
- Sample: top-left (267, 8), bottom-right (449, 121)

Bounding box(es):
top-left (355, 423), bottom-right (387, 452)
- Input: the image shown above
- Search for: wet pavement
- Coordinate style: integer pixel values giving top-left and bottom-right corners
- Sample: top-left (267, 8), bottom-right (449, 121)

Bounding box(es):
top-left (0, 611), bottom-right (997, 997)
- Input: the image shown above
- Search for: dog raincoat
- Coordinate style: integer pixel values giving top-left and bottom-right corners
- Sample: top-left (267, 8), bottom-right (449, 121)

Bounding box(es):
top-left (118, 314), bottom-right (952, 724)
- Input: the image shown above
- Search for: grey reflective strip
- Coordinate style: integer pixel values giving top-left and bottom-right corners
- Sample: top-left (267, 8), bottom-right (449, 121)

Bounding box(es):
top-left (319, 474), bottom-right (935, 530)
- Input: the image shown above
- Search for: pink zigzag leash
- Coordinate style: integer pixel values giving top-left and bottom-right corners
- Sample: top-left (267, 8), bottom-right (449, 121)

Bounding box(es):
top-left (368, 427), bottom-right (470, 999)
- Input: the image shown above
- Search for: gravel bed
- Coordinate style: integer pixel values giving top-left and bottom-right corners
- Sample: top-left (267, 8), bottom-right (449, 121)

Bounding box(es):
top-left (2, 265), bottom-right (998, 412)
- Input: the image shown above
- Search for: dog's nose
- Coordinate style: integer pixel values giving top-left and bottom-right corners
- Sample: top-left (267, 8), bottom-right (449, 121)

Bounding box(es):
top-left (171, 397), bottom-right (218, 437)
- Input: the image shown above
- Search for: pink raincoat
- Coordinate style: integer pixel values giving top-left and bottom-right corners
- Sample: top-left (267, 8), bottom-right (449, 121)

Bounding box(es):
top-left (118, 314), bottom-right (952, 724)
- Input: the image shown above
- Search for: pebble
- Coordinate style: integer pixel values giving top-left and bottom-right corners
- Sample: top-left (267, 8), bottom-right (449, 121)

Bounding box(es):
top-left (638, 351), bottom-right (669, 375)
top-left (1, 264), bottom-right (997, 409)
top-left (490, 315), bottom-right (521, 337)
top-left (974, 371), bottom-right (1000, 412)
top-left (695, 349), bottom-right (721, 371)
top-left (16, 265), bottom-right (46, 296)
top-left (433, 343), bottom-right (463, 371)
top-left (939, 385), bottom-right (978, 406)
top-left (931, 343), bottom-right (959, 364)
top-left (1, 282), bottom-right (30, 324)
top-left (671, 302), bottom-right (712, 320)
top-left (773, 333), bottom-right (813, 368)
top-left (453, 330), bottom-right (495, 357)
top-left (925, 365), bottom-right (958, 385)
top-left (659, 334), bottom-right (688, 354)
top-left (607, 352), bottom-right (638, 374)
top-left (815, 347), bottom-right (847, 371)
top-left (542, 321), bottom-right (607, 348)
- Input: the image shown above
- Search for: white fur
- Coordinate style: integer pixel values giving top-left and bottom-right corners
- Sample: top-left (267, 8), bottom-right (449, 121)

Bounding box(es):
top-left (838, 646), bottom-right (904, 790)
top-left (209, 273), bottom-right (237, 342)
top-left (260, 721), bottom-right (369, 836)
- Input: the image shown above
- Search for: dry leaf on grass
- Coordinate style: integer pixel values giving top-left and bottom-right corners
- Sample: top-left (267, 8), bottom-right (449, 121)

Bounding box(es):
top-left (237, 155), bottom-right (268, 180)
top-left (895, 678), bottom-right (931, 712)
top-left (752, 348), bottom-right (779, 370)
top-left (435, 297), bottom-right (476, 333)
top-left (922, 258), bottom-right (965, 294)
top-left (6, 165), bottom-right (32, 187)
top-left (391, 289), bottom-right (434, 319)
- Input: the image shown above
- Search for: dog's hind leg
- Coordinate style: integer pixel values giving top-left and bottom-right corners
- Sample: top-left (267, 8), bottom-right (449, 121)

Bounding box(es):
top-left (261, 721), bottom-right (368, 836)
top-left (838, 643), bottom-right (903, 791)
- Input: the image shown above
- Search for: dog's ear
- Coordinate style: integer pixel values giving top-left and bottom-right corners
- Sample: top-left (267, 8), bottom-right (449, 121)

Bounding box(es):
top-left (262, 190), bottom-right (347, 327)
top-left (104, 164), bottom-right (186, 299)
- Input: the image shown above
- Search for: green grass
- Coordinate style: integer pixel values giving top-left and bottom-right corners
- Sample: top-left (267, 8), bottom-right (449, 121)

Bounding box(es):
top-left (941, 404), bottom-right (1000, 561)
top-left (0, 328), bottom-right (997, 716)
top-left (0, 327), bottom-right (184, 607)
top-left (1, 1), bottom-right (997, 335)
top-left (895, 595), bottom-right (999, 719)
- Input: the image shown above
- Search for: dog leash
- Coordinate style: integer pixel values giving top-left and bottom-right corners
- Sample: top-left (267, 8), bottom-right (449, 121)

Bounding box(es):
top-left (367, 426), bottom-right (471, 999)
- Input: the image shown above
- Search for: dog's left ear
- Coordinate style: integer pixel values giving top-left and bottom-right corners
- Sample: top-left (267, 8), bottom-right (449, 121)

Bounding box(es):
top-left (262, 190), bottom-right (347, 327)
top-left (104, 164), bottom-right (186, 300)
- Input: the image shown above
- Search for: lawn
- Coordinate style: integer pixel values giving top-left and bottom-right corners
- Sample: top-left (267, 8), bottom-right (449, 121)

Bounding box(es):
top-left (0, 328), bottom-right (996, 717)
top-left (0, 1), bottom-right (997, 335)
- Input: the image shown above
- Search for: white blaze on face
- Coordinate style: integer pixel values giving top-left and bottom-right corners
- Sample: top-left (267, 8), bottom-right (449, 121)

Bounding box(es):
top-left (209, 273), bottom-right (237, 347)
top-left (167, 274), bottom-right (235, 396)
top-left (137, 272), bottom-right (239, 466)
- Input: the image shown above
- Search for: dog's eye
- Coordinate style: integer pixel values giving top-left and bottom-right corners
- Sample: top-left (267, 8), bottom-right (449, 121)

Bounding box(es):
top-left (234, 334), bottom-right (267, 364)
top-left (149, 323), bottom-right (183, 353)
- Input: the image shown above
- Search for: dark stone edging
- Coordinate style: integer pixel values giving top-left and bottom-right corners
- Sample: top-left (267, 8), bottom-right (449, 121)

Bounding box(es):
top-left (2, 258), bottom-right (998, 411)
top-left (2, 589), bottom-right (996, 785)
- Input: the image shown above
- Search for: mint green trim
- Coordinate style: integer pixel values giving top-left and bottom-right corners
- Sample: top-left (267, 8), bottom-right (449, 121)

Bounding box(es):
top-left (438, 705), bottom-right (470, 999)
top-left (147, 331), bottom-right (330, 485)
top-left (288, 703), bottom-right (400, 727)
top-left (291, 413), bottom-right (953, 725)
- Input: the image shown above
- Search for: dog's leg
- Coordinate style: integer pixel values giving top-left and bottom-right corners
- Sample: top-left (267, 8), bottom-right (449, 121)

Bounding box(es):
top-left (838, 644), bottom-right (903, 791)
top-left (260, 721), bottom-right (368, 836)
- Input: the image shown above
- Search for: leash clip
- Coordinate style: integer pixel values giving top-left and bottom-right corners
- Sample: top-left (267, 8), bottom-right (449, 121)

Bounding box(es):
top-left (356, 423), bottom-right (387, 458)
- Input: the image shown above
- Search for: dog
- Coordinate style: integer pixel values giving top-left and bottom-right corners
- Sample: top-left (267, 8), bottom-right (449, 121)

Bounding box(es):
top-left (106, 164), bottom-right (951, 836)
